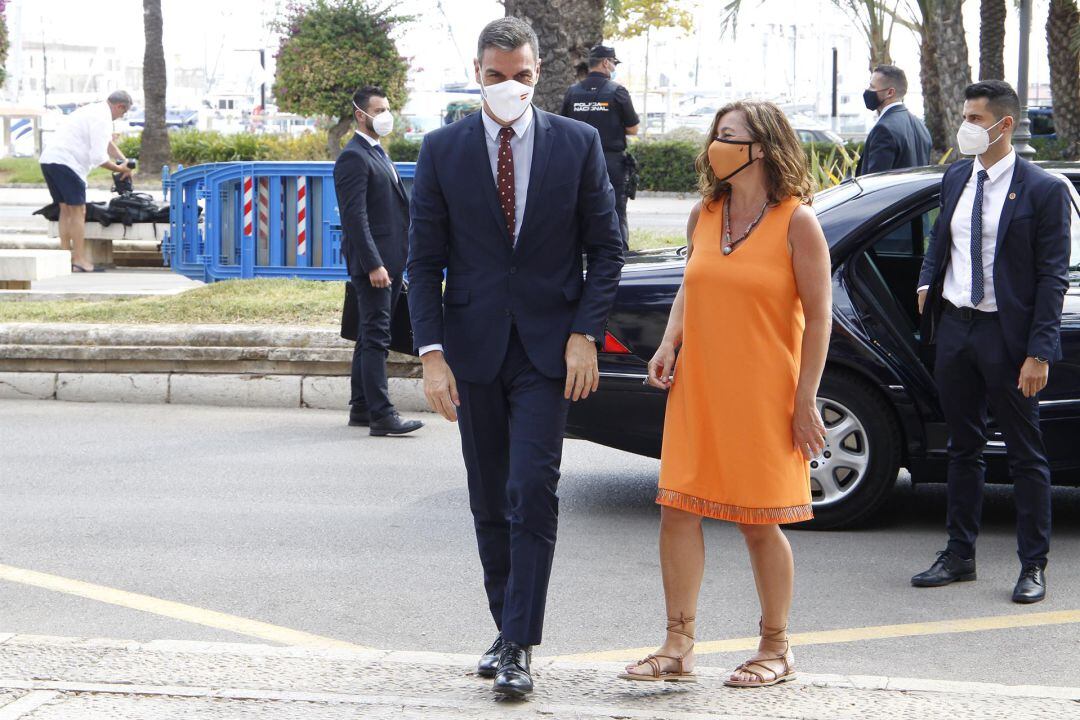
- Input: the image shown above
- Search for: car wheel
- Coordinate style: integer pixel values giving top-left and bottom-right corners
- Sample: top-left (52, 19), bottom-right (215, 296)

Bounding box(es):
top-left (798, 371), bottom-right (902, 530)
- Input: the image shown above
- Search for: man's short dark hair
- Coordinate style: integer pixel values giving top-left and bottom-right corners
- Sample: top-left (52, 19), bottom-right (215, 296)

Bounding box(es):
top-left (476, 17), bottom-right (539, 63)
top-left (352, 85), bottom-right (386, 113)
top-left (872, 65), bottom-right (908, 98)
top-left (964, 80), bottom-right (1021, 121)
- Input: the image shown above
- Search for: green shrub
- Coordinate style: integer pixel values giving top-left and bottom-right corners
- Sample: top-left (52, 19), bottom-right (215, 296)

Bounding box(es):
top-left (629, 140), bottom-right (700, 193)
top-left (1030, 136), bottom-right (1070, 160)
top-left (387, 138), bottom-right (422, 162)
top-left (117, 134), bottom-right (141, 159)
top-left (626, 139), bottom-right (865, 194)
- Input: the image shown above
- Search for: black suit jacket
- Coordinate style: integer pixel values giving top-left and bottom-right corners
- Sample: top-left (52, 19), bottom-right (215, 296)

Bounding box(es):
top-left (407, 108), bottom-right (625, 384)
top-left (918, 156), bottom-right (1072, 367)
top-left (333, 134), bottom-right (410, 278)
top-left (857, 104), bottom-right (932, 175)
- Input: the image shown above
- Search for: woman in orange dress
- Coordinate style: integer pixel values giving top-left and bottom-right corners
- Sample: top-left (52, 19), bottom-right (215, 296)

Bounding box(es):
top-left (619, 101), bottom-right (832, 687)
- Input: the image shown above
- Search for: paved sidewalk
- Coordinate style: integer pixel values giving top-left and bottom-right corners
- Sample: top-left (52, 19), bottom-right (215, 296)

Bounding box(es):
top-left (0, 634), bottom-right (1076, 719)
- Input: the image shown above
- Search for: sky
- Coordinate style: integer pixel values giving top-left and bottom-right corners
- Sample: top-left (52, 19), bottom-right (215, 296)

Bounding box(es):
top-left (12, 0), bottom-right (1057, 119)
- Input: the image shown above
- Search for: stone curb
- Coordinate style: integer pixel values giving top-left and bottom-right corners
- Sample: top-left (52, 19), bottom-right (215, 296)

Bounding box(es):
top-left (0, 322), bottom-right (421, 378)
top-left (0, 633), bottom-right (1077, 705)
top-left (0, 371), bottom-right (431, 413)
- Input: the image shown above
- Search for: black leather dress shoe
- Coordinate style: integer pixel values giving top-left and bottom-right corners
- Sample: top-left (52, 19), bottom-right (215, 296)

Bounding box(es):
top-left (493, 642), bottom-right (533, 698)
top-left (477, 633), bottom-right (504, 678)
top-left (369, 412), bottom-right (423, 437)
top-left (348, 409), bottom-right (370, 427)
top-left (1012, 565), bottom-right (1046, 604)
top-left (911, 550), bottom-right (976, 587)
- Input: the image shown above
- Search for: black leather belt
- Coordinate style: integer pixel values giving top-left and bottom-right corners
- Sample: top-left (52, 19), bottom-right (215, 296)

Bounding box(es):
top-left (942, 300), bottom-right (997, 321)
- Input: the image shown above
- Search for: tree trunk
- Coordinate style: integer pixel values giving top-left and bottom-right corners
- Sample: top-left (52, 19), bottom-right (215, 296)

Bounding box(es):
top-left (979, 0), bottom-right (1006, 80)
top-left (503, 0), bottom-right (605, 113)
top-left (916, 5), bottom-right (949, 157)
top-left (928, 0), bottom-right (971, 156)
top-left (1048, 0), bottom-right (1080, 160)
top-left (140, 0), bottom-right (171, 176)
top-left (327, 115), bottom-right (352, 160)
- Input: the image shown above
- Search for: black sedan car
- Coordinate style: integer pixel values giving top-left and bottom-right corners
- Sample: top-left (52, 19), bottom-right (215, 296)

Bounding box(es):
top-left (564, 164), bottom-right (1080, 529)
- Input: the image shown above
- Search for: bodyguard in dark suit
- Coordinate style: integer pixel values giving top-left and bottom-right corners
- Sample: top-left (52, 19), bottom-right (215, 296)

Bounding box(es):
top-left (856, 64), bottom-right (932, 175)
top-left (913, 80), bottom-right (1071, 604)
top-left (408, 18), bottom-right (624, 698)
top-left (334, 86), bottom-right (422, 437)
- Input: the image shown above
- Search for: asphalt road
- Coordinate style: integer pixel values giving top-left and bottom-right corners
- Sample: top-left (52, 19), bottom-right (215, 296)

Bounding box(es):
top-left (2, 400), bottom-right (1079, 686)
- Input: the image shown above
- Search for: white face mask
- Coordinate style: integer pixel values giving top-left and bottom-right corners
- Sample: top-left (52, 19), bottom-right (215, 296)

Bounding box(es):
top-left (955, 117), bottom-right (1006, 156)
top-left (355, 102), bottom-right (394, 137)
top-left (480, 78), bottom-right (535, 124)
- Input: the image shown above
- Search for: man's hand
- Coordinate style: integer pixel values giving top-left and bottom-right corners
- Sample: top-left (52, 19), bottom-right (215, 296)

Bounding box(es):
top-left (368, 266), bottom-right (391, 288)
top-left (1018, 357), bottom-right (1049, 398)
top-left (421, 351), bottom-right (459, 422)
top-left (917, 289), bottom-right (927, 315)
top-left (565, 333), bottom-right (599, 402)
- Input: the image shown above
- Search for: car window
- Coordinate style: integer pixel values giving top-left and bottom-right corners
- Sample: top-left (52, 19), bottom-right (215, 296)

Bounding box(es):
top-left (798, 130), bottom-right (815, 143)
top-left (813, 180), bottom-right (863, 215)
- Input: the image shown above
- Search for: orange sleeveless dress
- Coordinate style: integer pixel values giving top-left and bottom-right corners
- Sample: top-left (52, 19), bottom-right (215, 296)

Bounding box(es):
top-left (657, 195), bottom-right (813, 524)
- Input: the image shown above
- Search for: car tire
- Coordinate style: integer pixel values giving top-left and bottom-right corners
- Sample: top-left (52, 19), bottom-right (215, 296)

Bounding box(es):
top-left (796, 370), bottom-right (902, 530)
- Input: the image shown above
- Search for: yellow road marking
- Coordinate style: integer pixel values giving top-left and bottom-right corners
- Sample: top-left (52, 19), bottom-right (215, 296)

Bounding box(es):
top-left (552, 609), bottom-right (1080, 662)
top-left (0, 563), bottom-right (368, 650)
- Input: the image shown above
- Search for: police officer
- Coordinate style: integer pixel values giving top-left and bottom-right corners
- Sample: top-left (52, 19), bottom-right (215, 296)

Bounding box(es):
top-left (561, 45), bottom-right (640, 249)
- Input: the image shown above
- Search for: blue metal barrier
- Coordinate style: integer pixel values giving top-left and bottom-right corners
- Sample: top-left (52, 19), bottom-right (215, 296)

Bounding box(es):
top-left (161, 160), bottom-right (416, 283)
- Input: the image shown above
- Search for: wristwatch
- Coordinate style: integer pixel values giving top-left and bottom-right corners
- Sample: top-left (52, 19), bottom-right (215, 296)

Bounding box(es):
top-left (582, 333), bottom-right (596, 343)
top-left (1035, 356), bottom-right (1049, 364)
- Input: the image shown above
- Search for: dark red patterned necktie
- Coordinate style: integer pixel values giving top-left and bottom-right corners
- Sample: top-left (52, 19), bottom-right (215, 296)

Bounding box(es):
top-left (497, 126), bottom-right (516, 242)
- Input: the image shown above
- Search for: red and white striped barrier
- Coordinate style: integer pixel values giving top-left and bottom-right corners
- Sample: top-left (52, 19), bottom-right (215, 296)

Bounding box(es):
top-left (242, 176), bottom-right (254, 237)
top-left (296, 176), bottom-right (308, 256)
top-left (257, 177), bottom-right (270, 249)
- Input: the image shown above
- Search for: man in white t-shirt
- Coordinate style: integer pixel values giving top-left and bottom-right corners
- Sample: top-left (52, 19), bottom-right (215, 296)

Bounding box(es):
top-left (39, 91), bottom-right (134, 272)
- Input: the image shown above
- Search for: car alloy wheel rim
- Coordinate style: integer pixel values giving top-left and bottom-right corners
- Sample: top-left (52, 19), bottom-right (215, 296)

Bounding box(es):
top-left (809, 397), bottom-right (870, 507)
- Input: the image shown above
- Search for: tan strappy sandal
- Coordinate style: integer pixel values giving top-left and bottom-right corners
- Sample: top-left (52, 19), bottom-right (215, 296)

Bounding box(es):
top-left (724, 620), bottom-right (796, 688)
top-left (618, 614), bottom-right (698, 683)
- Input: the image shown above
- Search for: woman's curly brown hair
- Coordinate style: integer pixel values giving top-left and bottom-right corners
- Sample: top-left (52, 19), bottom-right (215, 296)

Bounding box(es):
top-left (695, 100), bottom-right (815, 209)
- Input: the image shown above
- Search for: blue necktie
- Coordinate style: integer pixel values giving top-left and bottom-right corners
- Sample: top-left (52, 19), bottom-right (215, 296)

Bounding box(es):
top-left (969, 169), bottom-right (989, 306)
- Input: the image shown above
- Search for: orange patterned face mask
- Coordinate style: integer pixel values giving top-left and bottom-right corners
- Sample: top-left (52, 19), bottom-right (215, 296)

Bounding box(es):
top-left (708, 138), bottom-right (758, 182)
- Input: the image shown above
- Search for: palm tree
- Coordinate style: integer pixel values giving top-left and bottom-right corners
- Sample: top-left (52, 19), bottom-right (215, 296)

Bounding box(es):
top-left (1047, 0), bottom-right (1080, 159)
top-left (503, 0), bottom-right (605, 113)
top-left (890, 0), bottom-right (970, 156)
top-left (979, 0), bottom-right (1006, 80)
top-left (140, 0), bottom-right (171, 176)
top-left (927, 0), bottom-right (971, 154)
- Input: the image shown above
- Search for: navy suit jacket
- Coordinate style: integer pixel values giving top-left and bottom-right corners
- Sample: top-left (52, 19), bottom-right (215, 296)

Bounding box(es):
top-left (407, 108), bottom-right (625, 385)
top-left (918, 156), bottom-right (1072, 367)
top-left (333, 134), bottom-right (410, 278)
top-left (857, 105), bottom-right (932, 175)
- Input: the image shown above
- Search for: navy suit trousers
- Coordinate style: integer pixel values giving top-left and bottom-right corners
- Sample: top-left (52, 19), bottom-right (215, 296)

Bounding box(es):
top-left (456, 327), bottom-right (570, 647)
top-left (935, 311), bottom-right (1052, 567)
top-left (349, 275), bottom-right (402, 420)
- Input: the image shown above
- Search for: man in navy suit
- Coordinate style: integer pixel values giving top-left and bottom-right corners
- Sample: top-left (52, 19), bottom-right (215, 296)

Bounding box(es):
top-left (407, 17), bottom-right (624, 698)
top-left (856, 64), bottom-right (932, 175)
top-left (334, 86), bottom-right (422, 437)
top-left (913, 80), bottom-right (1071, 604)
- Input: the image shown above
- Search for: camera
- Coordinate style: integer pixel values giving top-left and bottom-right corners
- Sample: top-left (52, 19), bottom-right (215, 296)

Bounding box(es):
top-left (112, 159), bottom-right (137, 195)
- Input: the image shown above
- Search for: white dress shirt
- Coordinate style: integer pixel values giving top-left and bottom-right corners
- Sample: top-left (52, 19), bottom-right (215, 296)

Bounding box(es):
top-left (418, 105), bottom-right (537, 357)
top-left (39, 102), bottom-right (115, 181)
top-left (355, 129), bottom-right (397, 179)
top-left (876, 101), bottom-right (906, 121)
top-left (939, 150), bottom-right (1017, 311)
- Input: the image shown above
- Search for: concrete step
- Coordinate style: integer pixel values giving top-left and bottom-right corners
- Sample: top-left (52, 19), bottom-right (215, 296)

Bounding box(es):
top-left (0, 249), bottom-right (71, 289)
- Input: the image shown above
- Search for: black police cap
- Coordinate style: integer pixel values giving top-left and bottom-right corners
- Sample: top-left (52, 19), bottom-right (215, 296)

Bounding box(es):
top-left (589, 45), bottom-right (620, 63)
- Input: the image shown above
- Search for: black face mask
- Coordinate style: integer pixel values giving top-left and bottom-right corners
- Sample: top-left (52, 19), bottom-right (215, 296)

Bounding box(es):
top-left (863, 88), bottom-right (885, 111)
